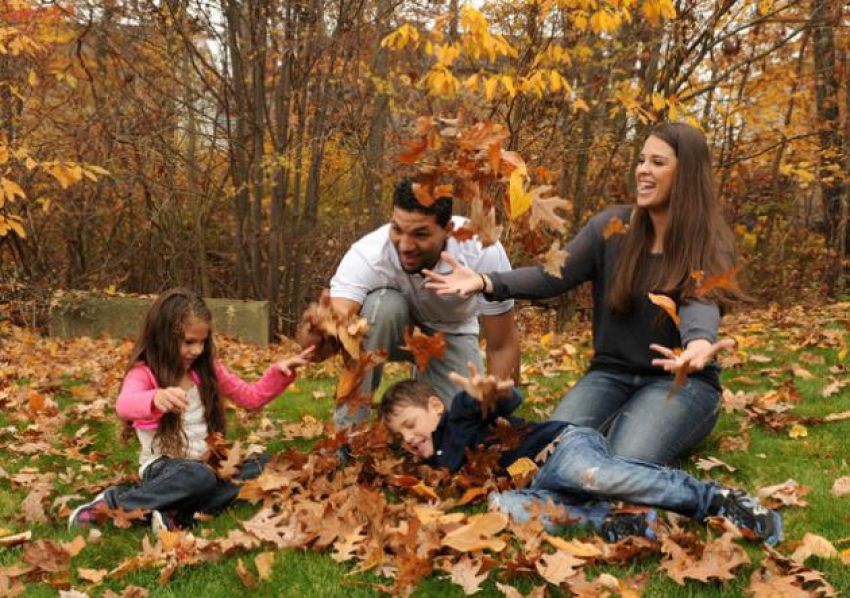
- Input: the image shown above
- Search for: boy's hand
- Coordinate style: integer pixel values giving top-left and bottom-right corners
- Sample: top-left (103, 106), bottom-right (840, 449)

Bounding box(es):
top-left (276, 345), bottom-right (316, 376)
top-left (448, 361), bottom-right (514, 419)
top-left (154, 387), bottom-right (189, 414)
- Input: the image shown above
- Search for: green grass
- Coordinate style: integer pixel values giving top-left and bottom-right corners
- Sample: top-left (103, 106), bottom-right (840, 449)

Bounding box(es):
top-left (2, 313), bottom-right (849, 596)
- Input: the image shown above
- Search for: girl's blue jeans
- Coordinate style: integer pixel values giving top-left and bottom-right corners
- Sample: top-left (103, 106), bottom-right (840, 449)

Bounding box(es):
top-left (103, 455), bottom-right (267, 525)
top-left (550, 369), bottom-right (720, 464)
top-left (489, 426), bottom-right (719, 533)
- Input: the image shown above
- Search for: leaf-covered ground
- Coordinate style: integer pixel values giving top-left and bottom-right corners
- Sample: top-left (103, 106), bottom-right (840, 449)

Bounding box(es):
top-left (1, 302), bottom-right (849, 597)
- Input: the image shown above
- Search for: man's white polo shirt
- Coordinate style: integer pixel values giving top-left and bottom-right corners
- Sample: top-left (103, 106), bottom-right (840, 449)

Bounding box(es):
top-left (330, 216), bottom-right (514, 335)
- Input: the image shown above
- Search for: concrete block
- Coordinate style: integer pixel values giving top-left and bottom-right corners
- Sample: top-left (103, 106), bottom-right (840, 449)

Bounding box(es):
top-left (49, 294), bottom-right (270, 345)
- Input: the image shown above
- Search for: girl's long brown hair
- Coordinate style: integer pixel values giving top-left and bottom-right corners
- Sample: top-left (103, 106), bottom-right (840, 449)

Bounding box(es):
top-left (609, 122), bottom-right (741, 313)
top-left (122, 288), bottom-right (225, 456)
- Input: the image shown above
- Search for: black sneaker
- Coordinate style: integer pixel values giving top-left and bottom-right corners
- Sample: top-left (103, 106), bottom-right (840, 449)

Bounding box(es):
top-left (707, 488), bottom-right (783, 545)
top-left (600, 510), bottom-right (658, 543)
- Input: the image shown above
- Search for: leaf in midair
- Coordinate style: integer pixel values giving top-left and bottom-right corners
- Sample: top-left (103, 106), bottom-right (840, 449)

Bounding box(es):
top-left (541, 241), bottom-right (568, 278)
top-left (693, 266), bottom-right (740, 298)
top-left (468, 198), bottom-right (503, 247)
top-left (529, 187), bottom-right (570, 232)
top-left (648, 293), bottom-right (680, 326)
top-left (603, 216), bottom-right (628, 239)
top-left (401, 327), bottom-right (446, 370)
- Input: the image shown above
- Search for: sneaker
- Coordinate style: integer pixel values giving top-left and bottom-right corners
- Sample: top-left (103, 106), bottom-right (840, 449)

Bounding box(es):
top-left (708, 488), bottom-right (783, 545)
top-left (68, 492), bottom-right (107, 530)
top-left (599, 510), bottom-right (658, 543)
top-left (150, 510), bottom-right (179, 535)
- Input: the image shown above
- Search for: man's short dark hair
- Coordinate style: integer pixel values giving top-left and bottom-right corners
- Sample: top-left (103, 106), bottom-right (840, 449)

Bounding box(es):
top-left (378, 379), bottom-right (436, 420)
top-left (393, 178), bottom-right (452, 227)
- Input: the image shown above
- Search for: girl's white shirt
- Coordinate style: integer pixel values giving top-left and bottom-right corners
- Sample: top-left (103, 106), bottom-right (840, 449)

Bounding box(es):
top-left (135, 384), bottom-right (208, 475)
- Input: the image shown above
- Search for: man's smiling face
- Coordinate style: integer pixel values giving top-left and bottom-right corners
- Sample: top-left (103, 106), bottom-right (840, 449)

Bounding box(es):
top-left (388, 207), bottom-right (450, 274)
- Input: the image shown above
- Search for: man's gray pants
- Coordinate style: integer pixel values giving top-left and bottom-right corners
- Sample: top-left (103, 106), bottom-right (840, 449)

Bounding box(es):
top-left (334, 288), bottom-right (483, 428)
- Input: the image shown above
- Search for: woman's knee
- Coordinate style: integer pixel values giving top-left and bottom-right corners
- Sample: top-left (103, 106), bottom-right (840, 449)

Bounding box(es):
top-left (177, 461), bottom-right (219, 495)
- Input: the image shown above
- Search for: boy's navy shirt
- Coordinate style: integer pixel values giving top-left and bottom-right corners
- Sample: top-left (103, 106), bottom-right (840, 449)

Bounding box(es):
top-left (426, 388), bottom-right (571, 473)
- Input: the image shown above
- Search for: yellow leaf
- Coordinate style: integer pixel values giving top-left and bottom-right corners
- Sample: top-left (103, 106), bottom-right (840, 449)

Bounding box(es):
top-left (484, 77), bottom-right (499, 101)
top-left (651, 93), bottom-right (666, 111)
top-left (506, 457), bottom-right (539, 481)
top-left (789, 424), bottom-right (807, 439)
top-left (27, 69), bottom-right (38, 87)
top-left (508, 166), bottom-right (531, 218)
top-left (1, 177), bottom-right (26, 201)
top-left (501, 75), bottom-right (516, 97)
top-left (573, 98), bottom-right (590, 113)
top-left (648, 293), bottom-right (680, 325)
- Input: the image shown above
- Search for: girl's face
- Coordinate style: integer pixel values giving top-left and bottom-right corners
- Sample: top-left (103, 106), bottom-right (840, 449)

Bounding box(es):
top-left (635, 135), bottom-right (677, 211)
top-left (180, 315), bottom-right (210, 372)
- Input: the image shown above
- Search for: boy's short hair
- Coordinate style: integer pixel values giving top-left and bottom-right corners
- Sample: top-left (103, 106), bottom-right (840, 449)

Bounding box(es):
top-left (378, 379), bottom-right (436, 420)
top-left (392, 178), bottom-right (453, 227)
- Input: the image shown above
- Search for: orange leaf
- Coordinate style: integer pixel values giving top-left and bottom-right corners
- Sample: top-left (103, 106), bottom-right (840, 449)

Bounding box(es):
top-left (398, 137), bottom-right (428, 164)
top-left (412, 183), bottom-right (434, 207)
top-left (402, 327), bottom-right (446, 370)
top-left (442, 512), bottom-right (509, 552)
top-left (694, 266), bottom-right (740, 298)
top-left (648, 293), bottom-right (680, 326)
top-left (603, 216), bottom-right (628, 239)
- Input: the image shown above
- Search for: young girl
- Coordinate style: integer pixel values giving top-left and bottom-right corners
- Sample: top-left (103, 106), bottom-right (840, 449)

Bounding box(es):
top-left (69, 287), bottom-right (314, 531)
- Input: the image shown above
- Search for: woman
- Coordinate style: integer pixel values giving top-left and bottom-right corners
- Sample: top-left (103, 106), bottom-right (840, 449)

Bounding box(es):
top-left (424, 122), bottom-right (741, 465)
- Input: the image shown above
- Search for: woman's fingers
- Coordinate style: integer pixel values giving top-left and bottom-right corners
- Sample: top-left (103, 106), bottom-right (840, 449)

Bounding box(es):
top-left (649, 343), bottom-right (676, 359)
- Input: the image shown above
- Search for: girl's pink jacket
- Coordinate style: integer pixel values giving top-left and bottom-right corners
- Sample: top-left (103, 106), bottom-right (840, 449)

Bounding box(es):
top-left (116, 361), bottom-right (297, 430)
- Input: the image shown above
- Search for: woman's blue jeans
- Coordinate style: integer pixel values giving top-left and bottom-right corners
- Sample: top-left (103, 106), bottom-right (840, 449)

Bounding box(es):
top-left (550, 369), bottom-right (720, 464)
top-left (489, 426), bottom-right (719, 533)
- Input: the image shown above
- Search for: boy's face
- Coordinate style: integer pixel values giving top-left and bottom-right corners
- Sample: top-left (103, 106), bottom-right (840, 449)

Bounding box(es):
top-left (385, 397), bottom-right (444, 459)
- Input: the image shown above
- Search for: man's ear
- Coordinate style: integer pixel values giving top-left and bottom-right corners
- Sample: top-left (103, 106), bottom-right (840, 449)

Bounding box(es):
top-left (428, 395), bottom-right (445, 415)
top-left (445, 219), bottom-right (455, 233)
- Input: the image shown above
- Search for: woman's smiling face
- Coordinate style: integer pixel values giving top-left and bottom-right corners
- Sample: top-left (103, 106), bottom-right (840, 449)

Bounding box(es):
top-left (635, 135), bottom-right (678, 212)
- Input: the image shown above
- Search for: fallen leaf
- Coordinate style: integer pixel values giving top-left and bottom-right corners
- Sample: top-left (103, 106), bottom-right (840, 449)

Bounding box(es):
top-left (695, 456), bottom-right (737, 473)
top-left (254, 551), bottom-right (275, 581)
top-left (831, 476), bottom-right (850, 497)
top-left (535, 550), bottom-right (585, 584)
top-left (446, 554), bottom-right (489, 595)
top-left (442, 512), bottom-right (508, 553)
top-left (788, 424), bottom-right (807, 439)
top-left (77, 567), bottom-right (108, 583)
top-left (790, 533), bottom-right (837, 562)
top-left (235, 558), bottom-right (257, 589)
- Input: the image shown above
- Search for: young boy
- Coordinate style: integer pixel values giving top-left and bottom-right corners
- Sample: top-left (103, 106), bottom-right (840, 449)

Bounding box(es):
top-left (378, 365), bottom-right (782, 545)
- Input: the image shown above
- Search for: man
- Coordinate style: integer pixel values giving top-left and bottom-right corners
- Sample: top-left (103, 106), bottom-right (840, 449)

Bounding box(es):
top-left (327, 178), bottom-right (520, 426)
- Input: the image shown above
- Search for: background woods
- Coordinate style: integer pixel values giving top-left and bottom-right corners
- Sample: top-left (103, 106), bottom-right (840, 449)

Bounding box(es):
top-left (1, 0), bottom-right (849, 333)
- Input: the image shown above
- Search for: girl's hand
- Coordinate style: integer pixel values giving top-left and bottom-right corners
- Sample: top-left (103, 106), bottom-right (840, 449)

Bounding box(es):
top-left (448, 361), bottom-right (514, 418)
top-left (423, 252), bottom-right (486, 297)
top-left (276, 345), bottom-right (316, 376)
top-left (650, 338), bottom-right (736, 373)
top-left (154, 387), bottom-right (189, 414)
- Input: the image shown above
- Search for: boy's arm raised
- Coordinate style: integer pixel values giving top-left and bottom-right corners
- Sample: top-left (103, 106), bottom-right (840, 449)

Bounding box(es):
top-left (448, 362), bottom-right (517, 419)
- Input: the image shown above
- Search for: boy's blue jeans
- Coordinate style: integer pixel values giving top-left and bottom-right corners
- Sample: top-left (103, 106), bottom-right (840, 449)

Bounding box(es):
top-left (550, 369), bottom-right (721, 464)
top-left (489, 426), bottom-right (719, 533)
top-left (103, 455), bottom-right (266, 525)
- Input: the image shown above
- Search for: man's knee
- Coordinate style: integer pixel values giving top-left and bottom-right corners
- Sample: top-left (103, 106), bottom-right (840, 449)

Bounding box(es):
top-left (361, 289), bottom-right (409, 328)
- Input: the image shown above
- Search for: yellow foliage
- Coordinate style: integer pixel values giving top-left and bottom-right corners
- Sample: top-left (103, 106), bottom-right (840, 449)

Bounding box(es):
top-left (380, 23), bottom-right (420, 51)
top-left (484, 77), bottom-right (500, 101)
top-left (642, 0), bottom-right (676, 27)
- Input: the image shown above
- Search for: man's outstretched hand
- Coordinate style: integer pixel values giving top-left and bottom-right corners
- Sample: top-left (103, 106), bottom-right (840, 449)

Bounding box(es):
top-left (448, 361), bottom-right (514, 419)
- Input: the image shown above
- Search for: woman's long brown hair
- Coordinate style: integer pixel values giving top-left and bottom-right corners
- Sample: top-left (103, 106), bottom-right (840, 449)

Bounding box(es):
top-left (121, 288), bottom-right (226, 456)
top-left (609, 122), bottom-right (741, 313)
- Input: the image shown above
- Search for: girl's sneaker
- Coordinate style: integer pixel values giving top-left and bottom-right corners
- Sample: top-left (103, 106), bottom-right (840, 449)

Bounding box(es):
top-left (150, 510), bottom-right (179, 535)
top-left (68, 492), bottom-right (107, 530)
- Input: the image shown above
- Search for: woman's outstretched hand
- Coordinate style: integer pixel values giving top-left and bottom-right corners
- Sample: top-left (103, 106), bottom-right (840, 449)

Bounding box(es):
top-left (448, 361), bottom-right (514, 418)
top-left (423, 252), bottom-right (486, 297)
top-left (650, 338), bottom-right (736, 374)
top-left (276, 345), bottom-right (316, 376)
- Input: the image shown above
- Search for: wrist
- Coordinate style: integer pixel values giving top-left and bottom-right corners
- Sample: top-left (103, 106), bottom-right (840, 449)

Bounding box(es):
top-left (479, 273), bottom-right (492, 294)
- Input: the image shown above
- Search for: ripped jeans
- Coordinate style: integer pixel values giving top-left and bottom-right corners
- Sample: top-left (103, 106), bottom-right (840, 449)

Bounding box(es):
top-left (489, 426), bottom-right (720, 533)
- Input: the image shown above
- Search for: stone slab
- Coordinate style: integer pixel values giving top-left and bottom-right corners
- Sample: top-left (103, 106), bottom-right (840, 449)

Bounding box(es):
top-left (49, 294), bottom-right (270, 345)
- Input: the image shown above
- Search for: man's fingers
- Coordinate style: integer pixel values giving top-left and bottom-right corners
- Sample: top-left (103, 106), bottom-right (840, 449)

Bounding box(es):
top-left (448, 371), bottom-right (468, 386)
top-left (466, 361), bottom-right (479, 378)
top-left (441, 251), bottom-right (462, 270)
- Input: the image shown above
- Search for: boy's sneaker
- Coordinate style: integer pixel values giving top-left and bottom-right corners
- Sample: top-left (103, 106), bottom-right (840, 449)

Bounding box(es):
top-left (600, 510), bottom-right (658, 543)
top-left (708, 488), bottom-right (783, 545)
top-left (150, 510), bottom-right (179, 535)
top-left (68, 492), bottom-right (107, 530)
